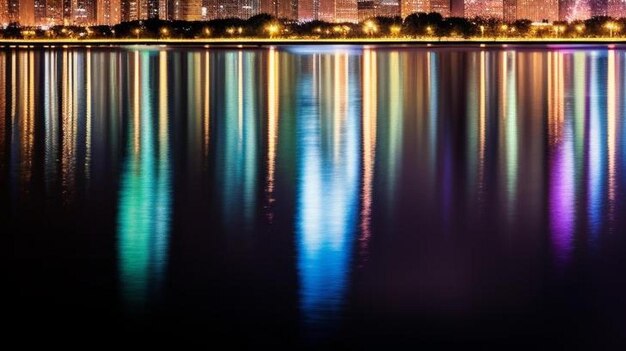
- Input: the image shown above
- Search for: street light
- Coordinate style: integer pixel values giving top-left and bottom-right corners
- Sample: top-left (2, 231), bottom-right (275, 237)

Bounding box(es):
top-left (265, 24), bottom-right (280, 38)
top-left (605, 21), bottom-right (619, 38)
top-left (134, 28), bottom-right (141, 39)
top-left (363, 20), bottom-right (378, 36)
top-left (575, 24), bottom-right (585, 36)
top-left (426, 26), bottom-right (433, 36)
top-left (480, 25), bottom-right (485, 38)
top-left (390, 25), bottom-right (401, 36)
top-left (161, 27), bottom-right (169, 37)
top-left (500, 24), bottom-right (508, 38)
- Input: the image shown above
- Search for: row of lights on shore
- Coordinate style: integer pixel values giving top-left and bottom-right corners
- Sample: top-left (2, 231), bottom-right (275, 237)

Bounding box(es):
top-left (14, 20), bottom-right (625, 39)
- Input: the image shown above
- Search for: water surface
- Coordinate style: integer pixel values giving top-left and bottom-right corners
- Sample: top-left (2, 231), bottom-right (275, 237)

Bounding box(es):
top-left (4, 45), bottom-right (626, 347)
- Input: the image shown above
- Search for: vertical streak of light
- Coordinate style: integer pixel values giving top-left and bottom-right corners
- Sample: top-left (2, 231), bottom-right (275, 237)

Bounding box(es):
top-left (85, 50), bottom-right (92, 182)
top-left (44, 51), bottom-right (59, 191)
top-left (118, 50), bottom-right (172, 310)
top-left (267, 47), bottom-right (279, 214)
top-left (238, 50), bottom-right (243, 143)
top-left (61, 50), bottom-right (76, 200)
top-left (505, 52), bottom-right (518, 220)
top-left (388, 52), bottom-right (401, 199)
top-left (9, 52), bottom-right (16, 198)
top-left (479, 51), bottom-right (486, 199)
top-left (588, 54), bottom-right (602, 237)
top-left (23, 51), bottom-right (35, 186)
top-left (360, 49), bottom-right (377, 262)
top-left (159, 50), bottom-right (168, 162)
top-left (550, 52), bottom-right (574, 267)
top-left (134, 50), bottom-right (140, 156)
top-left (204, 50), bottom-right (210, 155)
top-left (0, 53), bottom-right (5, 166)
top-left (608, 49), bottom-right (616, 223)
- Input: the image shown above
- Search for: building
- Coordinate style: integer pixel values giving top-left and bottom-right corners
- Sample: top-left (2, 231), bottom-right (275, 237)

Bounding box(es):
top-left (213, 0), bottom-right (259, 19)
top-left (464, 0), bottom-right (501, 18)
top-left (399, 0), bottom-right (449, 18)
top-left (430, 0), bottom-right (449, 16)
top-left (608, 0), bottom-right (626, 18)
top-left (45, 0), bottom-right (65, 25)
top-left (14, 0), bottom-right (35, 25)
top-left (400, 0), bottom-right (430, 19)
top-left (297, 0), bottom-right (358, 22)
top-left (0, 0), bottom-right (8, 25)
top-left (506, 0), bottom-right (558, 22)
top-left (297, 0), bottom-right (314, 20)
top-left (72, 0), bottom-right (97, 24)
top-left (121, 0), bottom-right (162, 21)
top-left (336, 0), bottom-right (358, 21)
top-left (357, 0), bottom-right (399, 21)
top-left (559, 0), bottom-right (591, 20)
top-left (97, 0), bottom-right (121, 25)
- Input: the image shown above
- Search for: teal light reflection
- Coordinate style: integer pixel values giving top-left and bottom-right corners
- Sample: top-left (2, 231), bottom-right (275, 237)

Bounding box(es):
top-left (117, 51), bottom-right (172, 310)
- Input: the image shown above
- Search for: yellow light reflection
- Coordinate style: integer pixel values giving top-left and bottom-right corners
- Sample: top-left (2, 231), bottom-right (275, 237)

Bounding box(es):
top-left (85, 50), bottom-right (92, 182)
top-left (267, 47), bottom-right (279, 211)
top-left (204, 50), bottom-right (210, 155)
top-left (360, 48), bottom-right (377, 261)
top-left (61, 50), bottom-right (77, 198)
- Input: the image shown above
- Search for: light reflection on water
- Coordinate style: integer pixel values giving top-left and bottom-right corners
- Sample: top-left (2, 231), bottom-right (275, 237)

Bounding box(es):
top-left (4, 45), bottom-right (626, 343)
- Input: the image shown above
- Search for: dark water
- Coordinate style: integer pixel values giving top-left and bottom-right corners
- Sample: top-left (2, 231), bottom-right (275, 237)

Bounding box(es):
top-left (4, 45), bottom-right (626, 347)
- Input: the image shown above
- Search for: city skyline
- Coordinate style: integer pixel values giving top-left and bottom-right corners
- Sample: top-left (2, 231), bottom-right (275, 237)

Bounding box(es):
top-left (1, 0), bottom-right (626, 26)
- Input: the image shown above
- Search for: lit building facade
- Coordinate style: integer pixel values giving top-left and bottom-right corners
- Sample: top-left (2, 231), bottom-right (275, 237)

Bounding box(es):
top-left (97, 0), bottom-right (121, 25)
top-left (297, 0), bottom-right (314, 20)
top-left (509, 0), bottom-right (558, 22)
top-left (15, 0), bottom-right (36, 25)
top-left (400, 0), bottom-right (430, 19)
top-left (336, 0), bottom-right (358, 22)
top-left (464, 0), bottom-right (501, 19)
top-left (559, 0), bottom-right (591, 21)
top-left (214, 0), bottom-right (259, 19)
top-left (503, 0), bottom-right (516, 21)
top-left (430, 0), bottom-right (449, 16)
top-left (298, 0), bottom-right (358, 22)
top-left (608, 0), bottom-right (626, 17)
top-left (72, 0), bottom-right (97, 24)
top-left (45, 0), bottom-right (65, 25)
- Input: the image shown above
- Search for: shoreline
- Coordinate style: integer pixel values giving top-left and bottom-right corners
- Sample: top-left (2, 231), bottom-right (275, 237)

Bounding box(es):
top-left (1, 37), bottom-right (626, 47)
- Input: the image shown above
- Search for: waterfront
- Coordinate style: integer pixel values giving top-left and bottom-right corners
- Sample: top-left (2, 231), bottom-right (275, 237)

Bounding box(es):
top-left (4, 45), bottom-right (626, 347)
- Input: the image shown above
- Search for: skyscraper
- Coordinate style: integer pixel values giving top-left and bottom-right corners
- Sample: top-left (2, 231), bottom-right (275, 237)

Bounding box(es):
top-left (0, 0), bottom-right (8, 25)
top-left (121, 0), bottom-right (161, 21)
top-left (503, 0), bottom-right (516, 21)
top-left (215, 0), bottom-right (259, 18)
top-left (430, 0), bottom-right (450, 16)
top-left (16, 0), bottom-right (36, 25)
top-left (400, 0), bottom-right (430, 19)
top-left (46, 0), bottom-right (65, 25)
top-left (336, 0), bottom-right (358, 21)
top-left (72, 0), bottom-right (97, 25)
top-left (464, 0), bottom-right (500, 18)
top-left (559, 0), bottom-right (591, 20)
top-left (297, 0), bottom-right (314, 20)
top-left (298, 0), bottom-right (359, 22)
top-left (608, 0), bottom-right (626, 17)
top-left (508, 0), bottom-right (558, 22)
top-left (279, 0), bottom-right (298, 19)
top-left (97, 0), bottom-right (121, 25)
